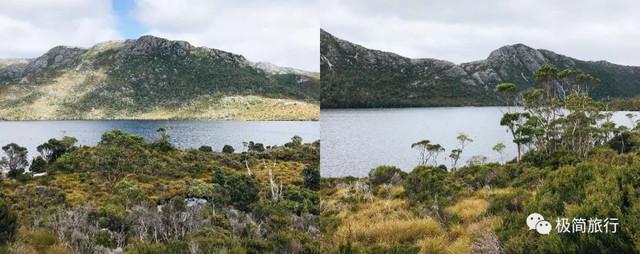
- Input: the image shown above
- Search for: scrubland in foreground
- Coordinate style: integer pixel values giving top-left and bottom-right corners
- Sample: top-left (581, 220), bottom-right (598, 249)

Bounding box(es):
top-left (322, 65), bottom-right (640, 253)
top-left (0, 130), bottom-right (320, 253)
top-left (322, 147), bottom-right (640, 253)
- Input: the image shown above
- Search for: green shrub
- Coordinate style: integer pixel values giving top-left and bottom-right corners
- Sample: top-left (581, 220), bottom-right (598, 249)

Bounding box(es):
top-left (222, 145), bottom-right (235, 153)
top-left (521, 149), bottom-right (580, 169)
top-left (608, 131), bottom-right (640, 153)
top-left (226, 174), bottom-right (260, 212)
top-left (96, 204), bottom-right (129, 232)
top-left (243, 238), bottom-right (272, 254)
top-left (28, 230), bottom-right (57, 251)
top-left (99, 129), bottom-right (145, 147)
top-left (487, 189), bottom-right (529, 215)
top-left (0, 201), bottom-right (17, 245)
top-left (271, 231), bottom-right (321, 254)
top-left (95, 230), bottom-right (116, 248)
top-left (198, 145), bottom-right (213, 152)
top-left (403, 166), bottom-right (455, 206)
top-left (302, 165), bottom-right (320, 190)
top-left (368, 165), bottom-right (405, 187)
top-left (281, 186), bottom-right (319, 215)
top-left (29, 156), bottom-right (47, 173)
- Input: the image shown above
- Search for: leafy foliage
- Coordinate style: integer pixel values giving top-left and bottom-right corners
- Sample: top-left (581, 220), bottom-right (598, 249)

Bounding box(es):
top-left (302, 165), bottom-right (320, 191)
top-left (1, 143), bottom-right (28, 178)
top-left (368, 165), bottom-right (405, 187)
top-left (0, 201), bottom-right (17, 245)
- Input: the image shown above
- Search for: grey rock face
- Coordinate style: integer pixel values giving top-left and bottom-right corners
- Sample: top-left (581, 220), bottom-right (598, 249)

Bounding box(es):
top-left (24, 46), bottom-right (87, 74)
top-left (0, 59), bottom-right (29, 83)
top-left (0, 35), bottom-right (316, 85)
top-left (121, 35), bottom-right (193, 56)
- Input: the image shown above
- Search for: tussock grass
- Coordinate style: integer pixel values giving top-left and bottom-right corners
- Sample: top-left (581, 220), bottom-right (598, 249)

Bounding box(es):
top-left (417, 235), bottom-right (471, 254)
top-left (444, 197), bottom-right (489, 222)
top-left (322, 178), bottom-right (506, 253)
top-left (474, 187), bottom-right (515, 199)
top-left (418, 235), bottom-right (449, 254)
top-left (335, 218), bottom-right (443, 246)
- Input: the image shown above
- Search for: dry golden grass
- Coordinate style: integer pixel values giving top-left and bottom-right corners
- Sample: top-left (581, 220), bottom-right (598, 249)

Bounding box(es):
top-left (448, 237), bottom-right (471, 254)
top-left (125, 95), bottom-right (319, 121)
top-left (467, 216), bottom-right (502, 235)
top-left (418, 235), bottom-right (449, 254)
top-left (322, 180), bottom-right (509, 253)
top-left (416, 235), bottom-right (470, 254)
top-left (0, 69), bottom-right (107, 120)
top-left (338, 198), bottom-right (414, 222)
top-left (474, 187), bottom-right (515, 199)
top-left (444, 197), bottom-right (489, 222)
top-left (251, 160), bottom-right (306, 186)
top-left (335, 218), bottom-right (443, 246)
top-left (45, 244), bottom-right (74, 254)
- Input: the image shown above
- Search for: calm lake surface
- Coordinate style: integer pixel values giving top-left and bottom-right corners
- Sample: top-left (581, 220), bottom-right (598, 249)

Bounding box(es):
top-left (321, 107), bottom-right (636, 177)
top-left (0, 120), bottom-right (319, 157)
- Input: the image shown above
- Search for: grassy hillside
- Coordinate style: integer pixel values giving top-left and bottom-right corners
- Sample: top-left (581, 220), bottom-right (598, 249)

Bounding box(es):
top-left (0, 36), bottom-right (319, 120)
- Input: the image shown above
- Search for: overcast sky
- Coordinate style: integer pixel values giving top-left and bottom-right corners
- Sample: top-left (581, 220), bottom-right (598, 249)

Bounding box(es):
top-left (0, 0), bottom-right (319, 71)
top-left (321, 0), bottom-right (640, 66)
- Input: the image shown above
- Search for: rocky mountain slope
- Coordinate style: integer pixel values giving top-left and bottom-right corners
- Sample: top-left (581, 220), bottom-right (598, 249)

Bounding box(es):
top-left (0, 35), bottom-right (319, 120)
top-left (321, 29), bottom-right (640, 108)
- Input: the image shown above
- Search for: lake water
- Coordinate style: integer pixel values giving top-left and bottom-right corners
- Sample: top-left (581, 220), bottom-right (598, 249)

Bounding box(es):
top-left (0, 120), bottom-right (319, 157)
top-left (321, 107), bottom-right (636, 177)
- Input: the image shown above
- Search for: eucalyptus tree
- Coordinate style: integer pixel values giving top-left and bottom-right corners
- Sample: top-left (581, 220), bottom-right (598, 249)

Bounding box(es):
top-left (500, 65), bottom-right (607, 159)
top-left (426, 143), bottom-right (445, 165)
top-left (625, 113), bottom-right (636, 129)
top-left (1, 143), bottom-right (28, 178)
top-left (533, 64), bottom-right (559, 101)
top-left (492, 142), bottom-right (506, 163)
top-left (495, 82), bottom-right (518, 110)
top-left (411, 140), bottom-right (431, 165)
top-left (449, 132), bottom-right (473, 169)
top-left (37, 136), bottom-right (78, 163)
top-left (499, 112), bottom-right (530, 162)
top-left (449, 149), bottom-right (462, 170)
top-left (456, 132), bottom-right (473, 151)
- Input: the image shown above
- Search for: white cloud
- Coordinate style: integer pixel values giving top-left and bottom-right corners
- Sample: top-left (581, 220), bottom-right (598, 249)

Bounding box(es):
top-left (134, 0), bottom-right (319, 71)
top-left (0, 0), bottom-right (121, 58)
top-left (321, 0), bottom-right (640, 66)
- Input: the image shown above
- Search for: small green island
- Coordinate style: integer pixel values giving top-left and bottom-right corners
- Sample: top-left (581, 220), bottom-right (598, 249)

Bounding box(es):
top-left (0, 129), bottom-right (320, 253)
top-left (321, 65), bottom-right (640, 253)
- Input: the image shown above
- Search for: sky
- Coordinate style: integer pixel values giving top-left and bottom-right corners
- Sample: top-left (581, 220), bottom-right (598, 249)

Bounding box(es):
top-left (0, 0), bottom-right (319, 71)
top-left (321, 0), bottom-right (640, 66)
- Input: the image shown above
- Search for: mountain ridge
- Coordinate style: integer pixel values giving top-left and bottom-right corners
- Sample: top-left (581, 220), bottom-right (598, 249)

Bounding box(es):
top-left (0, 35), bottom-right (320, 120)
top-left (321, 29), bottom-right (640, 108)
